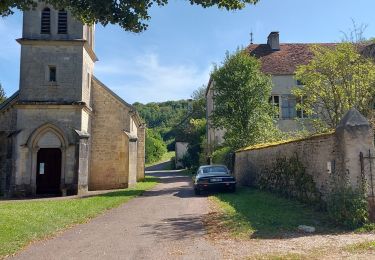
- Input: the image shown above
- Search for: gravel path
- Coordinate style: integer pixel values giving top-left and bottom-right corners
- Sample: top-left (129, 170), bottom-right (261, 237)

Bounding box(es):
top-left (11, 170), bottom-right (375, 259)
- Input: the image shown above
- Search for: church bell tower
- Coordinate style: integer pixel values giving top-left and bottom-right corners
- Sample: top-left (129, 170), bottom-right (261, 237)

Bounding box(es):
top-left (12, 1), bottom-right (97, 196)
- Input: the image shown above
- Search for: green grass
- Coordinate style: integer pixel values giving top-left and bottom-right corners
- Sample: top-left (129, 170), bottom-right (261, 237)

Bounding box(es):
top-left (0, 176), bottom-right (158, 258)
top-left (345, 240), bottom-right (375, 252)
top-left (209, 187), bottom-right (336, 238)
top-left (145, 151), bottom-right (175, 168)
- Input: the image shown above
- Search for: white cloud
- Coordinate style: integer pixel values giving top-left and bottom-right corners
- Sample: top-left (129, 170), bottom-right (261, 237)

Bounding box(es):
top-left (95, 52), bottom-right (211, 103)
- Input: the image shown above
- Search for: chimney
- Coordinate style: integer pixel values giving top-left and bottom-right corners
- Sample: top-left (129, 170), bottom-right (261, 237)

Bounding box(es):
top-left (267, 31), bottom-right (280, 51)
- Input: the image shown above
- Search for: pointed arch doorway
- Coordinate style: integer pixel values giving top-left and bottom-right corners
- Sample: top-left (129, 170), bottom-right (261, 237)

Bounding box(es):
top-left (29, 126), bottom-right (67, 196)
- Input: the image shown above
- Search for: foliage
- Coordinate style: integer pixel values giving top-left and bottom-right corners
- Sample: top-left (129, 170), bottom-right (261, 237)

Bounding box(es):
top-left (178, 118), bottom-right (206, 169)
top-left (191, 85), bottom-right (207, 119)
top-left (0, 83), bottom-right (5, 104)
top-left (211, 49), bottom-right (280, 150)
top-left (1, 0), bottom-right (259, 32)
top-left (145, 128), bottom-right (167, 164)
top-left (0, 176), bottom-right (158, 258)
top-left (293, 43), bottom-right (375, 129)
top-left (326, 169), bottom-right (368, 228)
top-left (133, 100), bottom-right (190, 129)
top-left (258, 155), bottom-right (322, 205)
top-left (207, 187), bottom-right (333, 239)
top-left (327, 186), bottom-right (368, 228)
top-left (212, 146), bottom-right (234, 169)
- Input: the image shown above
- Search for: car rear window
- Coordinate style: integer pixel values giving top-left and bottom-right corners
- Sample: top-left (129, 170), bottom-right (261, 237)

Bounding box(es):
top-left (202, 166), bottom-right (227, 174)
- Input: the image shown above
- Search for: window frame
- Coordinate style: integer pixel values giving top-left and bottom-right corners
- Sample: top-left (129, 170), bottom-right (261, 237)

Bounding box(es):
top-left (269, 95), bottom-right (281, 118)
top-left (49, 66), bottom-right (57, 82)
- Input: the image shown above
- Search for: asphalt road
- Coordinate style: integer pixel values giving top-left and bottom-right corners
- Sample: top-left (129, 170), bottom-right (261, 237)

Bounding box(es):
top-left (12, 170), bottom-right (220, 260)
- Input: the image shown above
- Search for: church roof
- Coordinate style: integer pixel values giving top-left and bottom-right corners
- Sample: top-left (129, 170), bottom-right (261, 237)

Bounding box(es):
top-left (0, 91), bottom-right (19, 112)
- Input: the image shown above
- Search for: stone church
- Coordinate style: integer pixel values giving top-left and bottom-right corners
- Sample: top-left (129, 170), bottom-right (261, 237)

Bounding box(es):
top-left (0, 2), bottom-right (146, 197)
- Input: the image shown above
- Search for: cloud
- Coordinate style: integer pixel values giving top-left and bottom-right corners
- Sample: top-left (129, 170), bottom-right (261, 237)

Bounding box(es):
top-left (95, 52), bottom-right (211, 103)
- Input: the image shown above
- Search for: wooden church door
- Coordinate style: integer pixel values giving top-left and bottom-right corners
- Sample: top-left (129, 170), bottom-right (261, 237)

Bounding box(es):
top-left (36, 148), bottom-right (62, 195)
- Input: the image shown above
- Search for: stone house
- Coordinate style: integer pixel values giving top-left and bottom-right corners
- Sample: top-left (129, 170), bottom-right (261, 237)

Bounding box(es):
top-left (0, 2), bottom-right (145, 197)
top-left (206, 32), bottom-right (375, 153)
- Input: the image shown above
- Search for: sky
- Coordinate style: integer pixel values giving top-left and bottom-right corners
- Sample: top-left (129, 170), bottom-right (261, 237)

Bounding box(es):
top-left (1, 0), bottom-right (375, 104)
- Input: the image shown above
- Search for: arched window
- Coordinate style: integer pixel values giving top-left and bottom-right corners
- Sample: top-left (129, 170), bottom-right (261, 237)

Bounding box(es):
top-left (41, 8), bottom-right (51, 34)
top-left (58, 10), bottom-right (68, 34)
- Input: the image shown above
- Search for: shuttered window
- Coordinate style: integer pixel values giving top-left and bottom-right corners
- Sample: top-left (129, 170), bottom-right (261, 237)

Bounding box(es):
top-left (58, 10), bottom-right (68, 34)
top-left (281, 95), bottom-right (297, 119)
top-left (41, 8), bottom-right (51, 34)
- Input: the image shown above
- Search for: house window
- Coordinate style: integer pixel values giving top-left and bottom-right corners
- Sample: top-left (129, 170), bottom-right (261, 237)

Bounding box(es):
top-left (49, 66), bottom-right (57, 82)
top-left (296, 96), bottom-right (308, 118)
top-left (281, 95), bottom-right (297, 119)
top-left (58, 10), bottom-right (68, 34)
top-left (41, 8), bottom-right (51, 34)
top-left (269, 95), bottom-right (280, 118)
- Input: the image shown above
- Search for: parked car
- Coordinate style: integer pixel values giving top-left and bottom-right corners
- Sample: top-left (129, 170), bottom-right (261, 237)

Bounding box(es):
top-left (194, 165), bottom-right (236, 195)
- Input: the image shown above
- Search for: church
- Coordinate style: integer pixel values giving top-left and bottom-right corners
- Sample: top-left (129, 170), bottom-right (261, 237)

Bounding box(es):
top-left (0, 2), bottom-right (146, 197)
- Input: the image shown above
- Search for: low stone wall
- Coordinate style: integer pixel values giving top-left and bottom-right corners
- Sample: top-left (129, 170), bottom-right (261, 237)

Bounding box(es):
top-left (234, 109), bottom-right (375, 203)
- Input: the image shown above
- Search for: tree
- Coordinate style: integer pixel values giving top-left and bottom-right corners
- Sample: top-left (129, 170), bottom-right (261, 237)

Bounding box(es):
top-left (211, 50), bottom-right (278, 149)
top-left (1, 0), bottom-right (259, 33)
top-left (0, 83), bottom-right (6, 104)
top-left (145, 128), bottom-right (167, 164)
top-left (293, 43), bottom-right (375, 129)
top-left (191, 85), bottom-right (206, 119)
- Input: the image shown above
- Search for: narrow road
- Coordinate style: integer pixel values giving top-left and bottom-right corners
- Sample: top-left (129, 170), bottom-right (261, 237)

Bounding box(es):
top-left (13, 170), bottom-right (220, 260)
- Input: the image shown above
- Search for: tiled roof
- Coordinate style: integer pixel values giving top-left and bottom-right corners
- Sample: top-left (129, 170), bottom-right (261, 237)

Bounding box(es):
top-left (246, 43), bottom-right (337, 75)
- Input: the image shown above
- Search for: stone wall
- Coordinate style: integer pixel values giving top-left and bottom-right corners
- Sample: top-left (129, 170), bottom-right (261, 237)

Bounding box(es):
top-left (90, 79), bottom-right (132, 190)
top-left (137, 126), bottom-right (146, 181)
top-left (234, 109), bottom-right (375, 202)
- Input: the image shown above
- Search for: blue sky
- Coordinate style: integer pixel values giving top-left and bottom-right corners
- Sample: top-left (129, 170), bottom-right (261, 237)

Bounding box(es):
top-left (1, 0), bottom-right (375, 104)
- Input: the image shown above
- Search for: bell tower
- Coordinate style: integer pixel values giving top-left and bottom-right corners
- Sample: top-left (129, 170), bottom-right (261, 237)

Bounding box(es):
top-left (17, 1), bottom-right (97, 105)
top-left (11, 1), bottom-right (97, 196)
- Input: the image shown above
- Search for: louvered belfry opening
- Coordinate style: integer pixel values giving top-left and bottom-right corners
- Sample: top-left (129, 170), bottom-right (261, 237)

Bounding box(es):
top-left (41, 8), bottom-right (51, 34)
top-left (58, 10), bottom-right (68, 34)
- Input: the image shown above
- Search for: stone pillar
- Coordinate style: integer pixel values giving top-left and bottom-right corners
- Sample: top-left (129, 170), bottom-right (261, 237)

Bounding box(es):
top-left (75, 131), bottom-right (90, 195)
top-left (136, 125), bottom-right (146, 182)
top-left (335, 108), bottom-right (375, 220)
top-left (128, 139), bottom-right (138, 187)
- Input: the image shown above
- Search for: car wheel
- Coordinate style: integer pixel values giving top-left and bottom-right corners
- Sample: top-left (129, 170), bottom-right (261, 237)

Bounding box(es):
top-left (230, 185), bottom-right (236, 193)
top-left (194, 188), bottom-right (200, 195)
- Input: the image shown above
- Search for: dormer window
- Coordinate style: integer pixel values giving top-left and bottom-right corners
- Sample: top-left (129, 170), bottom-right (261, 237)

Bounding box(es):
top-left (58, 10), bottom-right (68, 34)
top-left (41, 8), bottom-right (51, 34)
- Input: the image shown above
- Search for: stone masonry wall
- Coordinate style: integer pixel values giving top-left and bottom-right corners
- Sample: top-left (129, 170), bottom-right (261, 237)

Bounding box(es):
top-left (235, 133), bottom-right (337, 196)
top-left (234, 109), bottom-right (375, 204)
top-left (89, 79), bottom-right (132, 190)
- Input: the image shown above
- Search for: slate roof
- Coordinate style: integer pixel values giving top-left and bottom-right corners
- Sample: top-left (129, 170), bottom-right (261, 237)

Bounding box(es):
top-left (246, 43), bottom-right (337, 75)
top-left (0, 91), bottom-right (19, 111)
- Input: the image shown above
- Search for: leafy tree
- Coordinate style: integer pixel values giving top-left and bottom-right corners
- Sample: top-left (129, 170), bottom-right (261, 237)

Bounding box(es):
top-left (177, 118), bottom-right (206, 169)
top-left (1, 0), bottom-right (259, 32)
top-left (293, 43), bottom-right (375, 129)
top-left (191, 85), bottom-right (206, 119)
top-left (145, 128), bottom-right (167, 164)
top-left (210, 49), bottom-right (278, 149)
top-left (0, 83), bottom-right (6, 104)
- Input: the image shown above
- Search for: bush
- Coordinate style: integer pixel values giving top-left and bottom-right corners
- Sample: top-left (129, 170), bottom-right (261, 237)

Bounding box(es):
top-left (327, 186), bottom-right (368, 228)
top-left (212, 146), bottom-right (234, 169)
top-left (258, 155), bottom-right (321, 205)
top-left (145, 129), bottom-right (167, 164)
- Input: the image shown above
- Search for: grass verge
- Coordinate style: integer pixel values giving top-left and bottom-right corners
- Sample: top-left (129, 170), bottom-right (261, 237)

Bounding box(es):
top-left (345, 240), bottom-right (375, 252)
top-left (206, 187), bottom-right (337, 239)
top-left (0, 176), bottom-right (158, 258)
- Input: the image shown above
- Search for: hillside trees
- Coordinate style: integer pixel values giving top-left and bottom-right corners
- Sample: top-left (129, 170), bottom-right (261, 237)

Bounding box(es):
top-left (293, 43), bottom-right (375, 129)
top-left (211, 50), bottom-right (279, 150)
top-left (1, 0), bottom-right (259, 32)
top-left (145, 128), bottom-right (167, 164)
